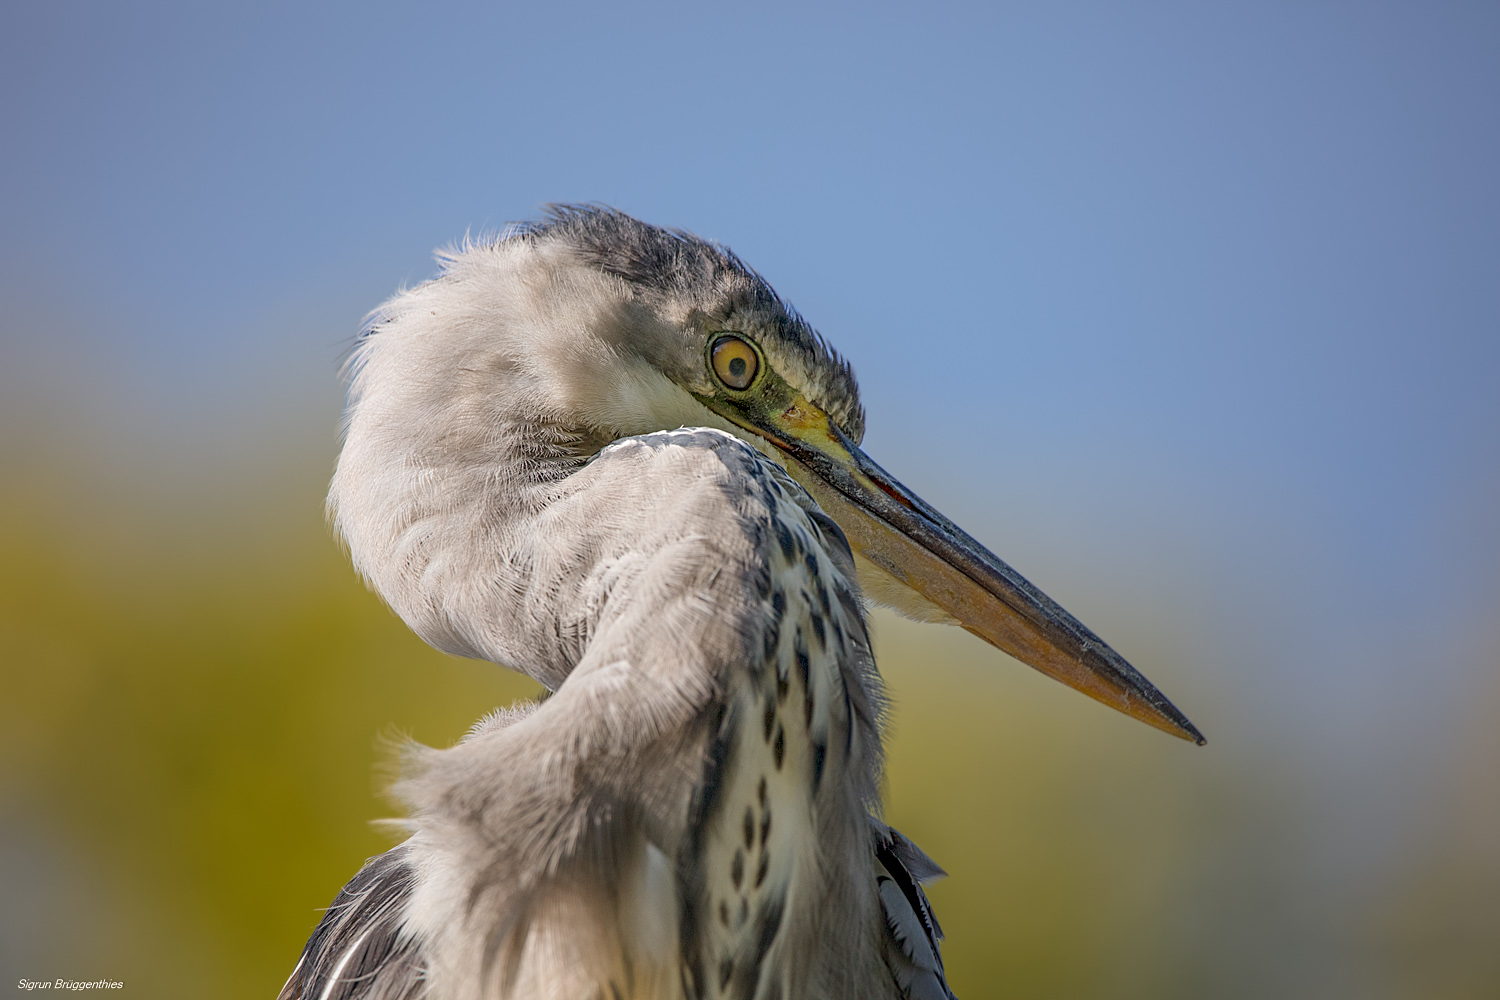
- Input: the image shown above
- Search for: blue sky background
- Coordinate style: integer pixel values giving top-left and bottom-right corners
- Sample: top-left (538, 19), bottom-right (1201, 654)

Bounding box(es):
top-left (2, 3), bottom-right (1498, 996)
top-left (8, 0), bottom-right (1497, 738)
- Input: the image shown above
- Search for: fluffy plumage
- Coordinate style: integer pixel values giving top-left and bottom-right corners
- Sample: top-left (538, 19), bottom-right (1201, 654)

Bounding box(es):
top-left (285, 208), bottom-right (953, 999)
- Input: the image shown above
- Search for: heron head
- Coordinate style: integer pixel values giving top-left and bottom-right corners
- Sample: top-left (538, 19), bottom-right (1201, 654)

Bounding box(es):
top-left (337, 206), bottom-right (1200, 743)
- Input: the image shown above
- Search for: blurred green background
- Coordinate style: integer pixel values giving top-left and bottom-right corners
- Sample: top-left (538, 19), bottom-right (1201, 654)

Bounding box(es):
top-left (3, 3), bottom-right (1498, 998)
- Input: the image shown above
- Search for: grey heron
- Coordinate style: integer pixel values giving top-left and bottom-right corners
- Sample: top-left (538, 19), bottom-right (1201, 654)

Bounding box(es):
top-left (279, 206), bottom-right (1202, 1000)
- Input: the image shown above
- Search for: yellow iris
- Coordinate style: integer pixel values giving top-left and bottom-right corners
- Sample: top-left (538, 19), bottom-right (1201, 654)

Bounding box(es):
top-left (711, 335), bottom-right (759, 390)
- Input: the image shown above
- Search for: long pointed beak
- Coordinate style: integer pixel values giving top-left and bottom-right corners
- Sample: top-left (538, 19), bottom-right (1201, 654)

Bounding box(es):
top-left (748, 395), bottom-right (1204, 745)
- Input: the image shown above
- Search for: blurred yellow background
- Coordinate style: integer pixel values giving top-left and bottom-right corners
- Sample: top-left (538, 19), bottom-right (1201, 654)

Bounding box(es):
top-left (3, 433), bottom-right (1496, 998)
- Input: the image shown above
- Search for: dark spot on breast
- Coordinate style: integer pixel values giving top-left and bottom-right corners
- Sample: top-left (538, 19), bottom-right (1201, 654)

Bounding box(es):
top-left (755, 850), bottom-right (770, 888)
top-left (774, 521), bottom-right (795, 561)
top-left (803, 549), bottom-right (821, 588)
top-left (762, 618), bottom-right (780, 664)
top-left (732, 849), bottom-right (744, 890)
top-left (757, 776), bottom-right (767, 807)
top-left (743, 807), bottom-right (755, 850)
top-left (794, 630), bottom-right (810, 693)
top-left (739, 897), bottom-right (749, 925)
top-left (811, 739), bottom-right (827, 794)
top-left (748, 893), bottom-right (786, 993)
top-left (719, 957), bottom-right (734, 990)
top-left (773, 724), bottom-right (785, 770)
top-left (817, 584), bottom-right (831, 617)
top-left (762, 696), bottom-right (776, 742)
top-left (800, 637), bottom-right (816, 727)
top-left (720, 899), bottom-right (730, 926)
top-left (752, 559), bottom-right (772, 600)
top-left (771, 589), bottom-right (786, 615)
top-left (687, 700), bottom-right (733, 859)
top-left (809, 611), bottom-right (825, 649)
top-left (759, 808), bottom-right (771, 847)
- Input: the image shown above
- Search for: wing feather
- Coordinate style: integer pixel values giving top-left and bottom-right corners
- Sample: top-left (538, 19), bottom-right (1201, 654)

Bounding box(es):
top-left (279, 847), bottom-right (425, 1000)
top-left (874, 824), bottom-right (956, 1000)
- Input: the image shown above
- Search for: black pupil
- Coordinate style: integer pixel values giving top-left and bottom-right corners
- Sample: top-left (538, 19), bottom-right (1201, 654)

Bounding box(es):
top-left (728, 357), bottom-right (747, 379)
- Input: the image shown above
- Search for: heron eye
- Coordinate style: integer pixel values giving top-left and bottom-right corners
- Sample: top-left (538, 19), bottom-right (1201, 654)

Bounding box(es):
top-left (711, 335), bottom-right (759, 390)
